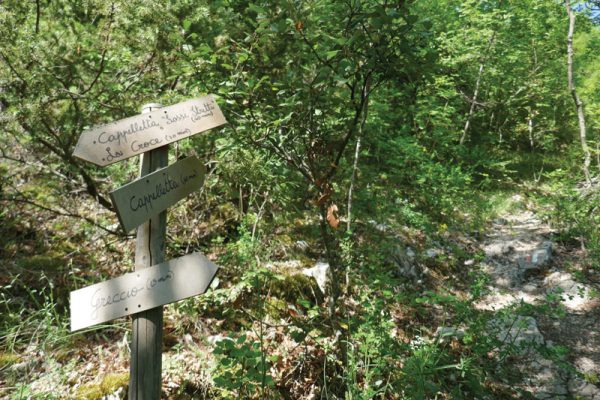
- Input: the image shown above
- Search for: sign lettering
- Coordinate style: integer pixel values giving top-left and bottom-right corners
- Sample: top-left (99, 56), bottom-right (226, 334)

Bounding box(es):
top-left (109, 156), bottom-right (205, 232)
top-left (73, 95), bottom-right (226, 166)
top-left (70, 252), bottom-right (219, 331)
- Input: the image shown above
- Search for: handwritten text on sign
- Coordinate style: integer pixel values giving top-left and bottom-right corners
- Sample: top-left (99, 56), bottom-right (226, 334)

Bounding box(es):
top-left (109, 156), bottom-right (205, 232)
top-left (73, 95), bottom-right (227, 166)
top-left (70, 252), bottom-right (219, 331)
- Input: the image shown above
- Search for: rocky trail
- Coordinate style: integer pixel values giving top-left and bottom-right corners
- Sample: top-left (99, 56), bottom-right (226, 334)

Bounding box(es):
top-left (477, 202), bottom-right (600, 399)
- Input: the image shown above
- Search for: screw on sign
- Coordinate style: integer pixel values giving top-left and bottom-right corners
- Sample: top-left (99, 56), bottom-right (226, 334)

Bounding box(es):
top-left (70, 98), bottom-right (226, 400)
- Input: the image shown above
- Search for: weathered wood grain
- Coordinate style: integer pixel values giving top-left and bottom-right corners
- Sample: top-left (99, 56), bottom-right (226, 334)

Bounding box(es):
top-left (109, 156), bottom-right (205, 232)
top-left (73, 95), bottom-right (226, 166)
top-left (69, 252), bottom-right (219, 331)
top-left (130, 117), bottom-right (168, 400)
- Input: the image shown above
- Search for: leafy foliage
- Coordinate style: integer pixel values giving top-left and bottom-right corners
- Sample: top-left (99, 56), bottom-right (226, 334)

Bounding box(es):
top-left (0, 0), bottom-right (598, 398)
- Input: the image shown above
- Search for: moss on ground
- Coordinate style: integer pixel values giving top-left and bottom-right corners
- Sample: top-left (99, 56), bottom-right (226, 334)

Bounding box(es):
top-left (75, 373), bottom-right (129, 400)
top-left (17, 254), bottom-right (64, 272)
top-left (269, 273), bottom-right (323, 304)
top-left (265, 297), bottom-right (288, 319)
top-left (0, 352), bottom-right (20, 369)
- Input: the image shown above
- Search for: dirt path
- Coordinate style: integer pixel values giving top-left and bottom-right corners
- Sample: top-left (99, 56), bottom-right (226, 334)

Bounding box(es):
top-left (476, 204), bottom-right (600, 399)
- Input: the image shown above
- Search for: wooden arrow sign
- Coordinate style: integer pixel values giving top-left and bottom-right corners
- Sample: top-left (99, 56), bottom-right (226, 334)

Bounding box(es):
top-left (70, 252), bottom-right (219, 331)
top-left (73, 95), bottom-right (226, 166)
top-left (109, 156), bottom-right (205, 232)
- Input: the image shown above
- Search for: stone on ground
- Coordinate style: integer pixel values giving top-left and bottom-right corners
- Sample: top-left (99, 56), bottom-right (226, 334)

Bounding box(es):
top-left (476, 207), bottom-right (600, 399)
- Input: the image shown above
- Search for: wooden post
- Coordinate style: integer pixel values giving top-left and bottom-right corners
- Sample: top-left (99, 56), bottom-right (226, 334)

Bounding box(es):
top-left (129, 103), bottom-right (168, 399)
top-left (70, 95), bottom-right (226, 396)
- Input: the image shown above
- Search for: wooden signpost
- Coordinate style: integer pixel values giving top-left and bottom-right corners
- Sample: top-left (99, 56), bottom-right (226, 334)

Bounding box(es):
top-left (70, 98), bottom-right (226, 400)
top-left (73, 95), bottom-right (226, 166)
top-left (70, 252), bottom-right (218, 331)
top-left (110, 156), bottom-right (205, 232)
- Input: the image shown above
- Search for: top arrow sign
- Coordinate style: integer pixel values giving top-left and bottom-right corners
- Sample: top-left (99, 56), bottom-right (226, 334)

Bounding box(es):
top-left (73, 95), bottom-right (227, 166)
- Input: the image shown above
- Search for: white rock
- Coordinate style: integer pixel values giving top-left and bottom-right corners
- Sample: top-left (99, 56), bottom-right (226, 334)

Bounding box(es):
top-left (302, 262), bottom-right (330, 294)
top-left (10, 360), bottom-right (29, 372)
top-left (295, 240), bottom-right (309, 251)
top-left (390, 245), bottom-right (421, 280)
top-left (425, 248), bottom-right (439, 258)
top-left (102, 387), bottom-right (125, 400)
top-left (207, 334), bottom-right (227, 345)
top-left (544, 271), bottom-right (591, 311)
top-left (491, 316), bottom-right (544, 348)
top-left (183, 333), bottom-right (194, 345)
top-left (574, 356), bottom-right (597, 375)
top-left (569, 377), bottom-right (600, 398)
top-left (434, 326), bottom-right (465, 342)
top-left (368, 220), bottom-right (389, 232)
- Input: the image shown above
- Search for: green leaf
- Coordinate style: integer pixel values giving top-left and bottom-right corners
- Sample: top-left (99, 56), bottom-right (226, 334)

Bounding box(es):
top-left (298, 299), bottom-right (311, 308)
top-left (237, 334), bottom-right (247, 345)
top-left (221, 357), bottom-right (232, 366)
top-left (326, 50), bottom-right (339, 60)
top-left (248, 3), bottom-right (266, 14)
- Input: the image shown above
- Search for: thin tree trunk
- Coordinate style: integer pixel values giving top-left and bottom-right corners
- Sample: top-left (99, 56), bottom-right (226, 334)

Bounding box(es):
top-left (498, 117), bottom-right (503, 144)
top-left (529, 41), bottom-right (538, 151)
top-left (347, 78), bottom-right (370, 232)
top-left (460, 31), bottom-right (496, 145)
top-left (35, 0), bottom-right (40, 34)
top-left (566, 0), bottom-right (592, 185)
top-left (528, 107), bottom-right (535, 150)
top-left (347, 136), bottom-right (361, 229)
top-left (596, 141), bottom-right (600, 174)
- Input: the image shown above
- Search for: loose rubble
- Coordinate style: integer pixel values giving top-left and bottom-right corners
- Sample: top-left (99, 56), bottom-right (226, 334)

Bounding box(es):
top-left (476, 209), bottom-right (600, 399)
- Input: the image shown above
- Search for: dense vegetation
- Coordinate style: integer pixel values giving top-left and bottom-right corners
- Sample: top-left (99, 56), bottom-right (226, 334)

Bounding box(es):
top-left (0, 1), bottom-right (598, 399)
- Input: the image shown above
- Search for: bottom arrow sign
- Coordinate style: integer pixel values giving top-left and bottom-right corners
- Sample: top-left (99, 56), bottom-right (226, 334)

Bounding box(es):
top-left (70, 252), bottom-right (218, 331)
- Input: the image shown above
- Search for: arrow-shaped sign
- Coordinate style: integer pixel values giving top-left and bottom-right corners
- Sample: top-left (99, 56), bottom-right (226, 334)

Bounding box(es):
top-left (109, 156), bottom-right (205, 232)
top-left (70, 252), bottom-right (219, 331)
top-left (73, 95), bottom-right (226, 166)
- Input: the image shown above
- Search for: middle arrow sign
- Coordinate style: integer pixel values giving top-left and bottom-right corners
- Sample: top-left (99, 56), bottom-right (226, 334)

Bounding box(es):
top-left (110, 156), bottom-right (205, 232)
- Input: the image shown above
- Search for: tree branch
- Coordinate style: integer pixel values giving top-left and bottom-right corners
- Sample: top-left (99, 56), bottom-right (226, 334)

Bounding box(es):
top-left (298, 29), bottom-right (354, 92)
top-left (18, 120), bottom-right (114, 210)
top-left (266, 135), bottom-right (315, 184)
top-left (0, 51), bottom-right (28, 89)
top-left (35, 0), bottom-right (40, 34)
top-left (1, 194), bottom-right (123, 236)
top-left (325, 71), bottom-right (372, 182)
top-left (81, 3), bottom-right (115, 95)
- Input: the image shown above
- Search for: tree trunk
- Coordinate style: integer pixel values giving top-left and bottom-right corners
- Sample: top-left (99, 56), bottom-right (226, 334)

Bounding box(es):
top-left (528, 107), bottom-right (535, 150)
top-left (566, 0), bottom-right (592, 185)
top-left (318, 203), bottom-right (340, 317)
top-left (460, 31), bottom-right (496, 145)
top-left (347, 78), bottom-right (370, 233)
top-left (596, 141), bottom-right (600, 174)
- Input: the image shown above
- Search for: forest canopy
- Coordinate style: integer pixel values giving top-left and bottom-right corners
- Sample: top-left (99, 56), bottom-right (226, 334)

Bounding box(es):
top-left (0, 1), bottom-right (599, 399)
